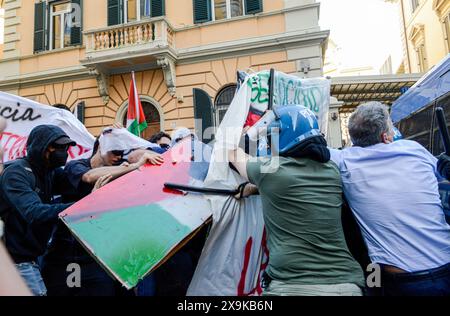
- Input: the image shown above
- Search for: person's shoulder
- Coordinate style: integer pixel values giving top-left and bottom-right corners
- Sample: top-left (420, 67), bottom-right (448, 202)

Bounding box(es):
top-left (392, 139), bottom-right (431, 154)
top-left (148, 146), bottom-right (165, 154)
top-left (2, 159), bottom-right (31, 174)
top-left (394, 139), bottom-right (422, 148)
top-left (325, 158), bottom-right (340, 172)
top-left (246, 156), bottom-right (273, 173)
top-left (65, 158), bottom-right (90, 169)
top-left (0, 159), bottom-right (34, 184)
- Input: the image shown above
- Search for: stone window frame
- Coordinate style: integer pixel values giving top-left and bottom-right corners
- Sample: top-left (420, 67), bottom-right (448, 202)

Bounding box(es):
top-left (211, 0), bottom-right (246, 21)
top-left (48, 0), bottom-right (73, 50)
top-left (410, 0), bottom-right (420, 14)
top-left (433, 0), bottom-right (450, 53)
top-left (409, 24), bottom-right (428, 72)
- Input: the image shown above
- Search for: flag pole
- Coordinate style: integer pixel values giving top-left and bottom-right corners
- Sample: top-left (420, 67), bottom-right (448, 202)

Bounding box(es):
top-left (132, 71), bottom-right (141, 138)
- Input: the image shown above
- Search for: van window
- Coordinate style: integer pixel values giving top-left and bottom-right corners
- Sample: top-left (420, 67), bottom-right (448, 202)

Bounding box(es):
top-left (431, 93), bottom-right (450, 156)
top-left (398, 104), bottom-right (434, 151)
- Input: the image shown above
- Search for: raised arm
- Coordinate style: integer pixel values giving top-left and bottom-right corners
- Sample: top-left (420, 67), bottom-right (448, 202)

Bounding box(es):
top-left (82, 152), bottom-right (164, 184)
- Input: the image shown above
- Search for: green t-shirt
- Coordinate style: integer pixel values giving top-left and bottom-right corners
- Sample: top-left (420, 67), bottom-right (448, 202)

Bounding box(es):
top-left (247, 157), bottom-right (365, 287)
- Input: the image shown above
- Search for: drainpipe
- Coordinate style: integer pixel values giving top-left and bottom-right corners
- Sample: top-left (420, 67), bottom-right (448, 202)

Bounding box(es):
top-left (400, 0), bottom-right (412, 72)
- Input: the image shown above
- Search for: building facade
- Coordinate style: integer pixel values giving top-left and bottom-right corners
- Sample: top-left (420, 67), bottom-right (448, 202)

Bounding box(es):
top-left (387, 0), bottom-right (450, 73)
top-left (0, 0), bottom-right (329, 138)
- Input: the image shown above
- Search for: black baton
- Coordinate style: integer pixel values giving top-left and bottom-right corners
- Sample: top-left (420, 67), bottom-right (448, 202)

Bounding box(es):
top-left (164, 183), bottom-right (239, 196)
top-left (436, 107), bottom-right (450, 155)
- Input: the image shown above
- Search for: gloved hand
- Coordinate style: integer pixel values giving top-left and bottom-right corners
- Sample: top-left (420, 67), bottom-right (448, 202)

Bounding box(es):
top-left (234, 182), bottom-right (259, 200)
top-left (437, 153), bottom-right (450, 179)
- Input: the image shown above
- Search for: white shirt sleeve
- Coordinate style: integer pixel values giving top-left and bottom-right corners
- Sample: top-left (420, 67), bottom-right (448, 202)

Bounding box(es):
top-left (329, 148), bottom-right (344, 170)
top-left (408, 140), bottom-right (443, 181)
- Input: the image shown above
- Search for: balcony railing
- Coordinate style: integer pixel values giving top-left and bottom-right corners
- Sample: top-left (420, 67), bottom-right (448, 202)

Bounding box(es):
top-left (84, 18), bottom-right (175, 53)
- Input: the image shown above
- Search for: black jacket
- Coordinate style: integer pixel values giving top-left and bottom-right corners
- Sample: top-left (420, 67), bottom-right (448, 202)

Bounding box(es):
top-left (0, 125), bottom-right (74, 263)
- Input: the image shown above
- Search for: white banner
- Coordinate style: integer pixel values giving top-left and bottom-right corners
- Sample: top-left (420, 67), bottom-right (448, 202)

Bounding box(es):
top-left (245, 70), bottom-right (331, 133)
top-left (188, 74), bottom-right (268, 296)
top-left (273, 72), bottom-right (331, 134)
top-left (0, 91), bottom-right (95, 162)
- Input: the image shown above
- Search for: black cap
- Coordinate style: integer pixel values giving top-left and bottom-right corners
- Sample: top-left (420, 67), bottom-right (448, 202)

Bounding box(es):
top-left (53, 135), bottom-right (77, 147)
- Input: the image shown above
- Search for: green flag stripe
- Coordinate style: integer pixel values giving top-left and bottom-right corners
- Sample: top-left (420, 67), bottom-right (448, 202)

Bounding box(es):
top-left (127, 119), bottom-right (148, 136)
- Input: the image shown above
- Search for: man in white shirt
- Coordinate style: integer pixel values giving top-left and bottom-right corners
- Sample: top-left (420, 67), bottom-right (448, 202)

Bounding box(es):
top-left (330, 101), bottom-right (450, 296)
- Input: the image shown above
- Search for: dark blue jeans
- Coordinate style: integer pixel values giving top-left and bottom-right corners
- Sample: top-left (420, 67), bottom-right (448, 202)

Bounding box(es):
top-left (41, 260), bottom-right (115, 296)
top-left (381, 262), bottom-right (450, 296)
top-left (16, 262), bottom-right (47, 296)
top-left (136, 274), bottom-right (157, 296)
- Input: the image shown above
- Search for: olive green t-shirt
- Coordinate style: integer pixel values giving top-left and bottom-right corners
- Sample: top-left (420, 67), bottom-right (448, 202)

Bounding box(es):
top-left (247, 157), bottom-right (364, 287)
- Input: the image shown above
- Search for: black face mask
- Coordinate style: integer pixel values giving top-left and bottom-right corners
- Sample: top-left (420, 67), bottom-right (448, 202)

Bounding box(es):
top-left (49, 149), bottom-right (69, 169)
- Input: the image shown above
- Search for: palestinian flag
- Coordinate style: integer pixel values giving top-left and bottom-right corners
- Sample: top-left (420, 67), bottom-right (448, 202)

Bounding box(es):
top-left (59, 139), bottom-right (212, 289)
top-left (127, 72), bottom-right (147, 136)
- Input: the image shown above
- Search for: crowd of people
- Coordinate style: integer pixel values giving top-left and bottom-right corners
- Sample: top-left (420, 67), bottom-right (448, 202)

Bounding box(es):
top-left (0, 100), bottom-right (450, 296)
top-left (230, 101), bottom-right (450, 296)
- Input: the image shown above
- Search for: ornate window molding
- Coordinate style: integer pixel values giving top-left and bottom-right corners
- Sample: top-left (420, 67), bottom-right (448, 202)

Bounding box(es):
top-left (433, 0), bottom-right (450, 17)
top-left (408, 23), bottom-right (425, 44)
top-left (409, 24), bottom-right (428, 72)
top-left (433, 0), bottom-right (450, 53)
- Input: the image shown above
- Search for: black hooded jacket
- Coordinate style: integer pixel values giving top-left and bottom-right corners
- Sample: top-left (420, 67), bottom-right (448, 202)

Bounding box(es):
top-left (0, 125), bottom-right (74, 263)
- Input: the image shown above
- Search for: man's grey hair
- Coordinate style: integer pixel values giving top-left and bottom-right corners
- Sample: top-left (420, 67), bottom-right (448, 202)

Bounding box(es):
top-left (348, 102), bottom-right (394, 147)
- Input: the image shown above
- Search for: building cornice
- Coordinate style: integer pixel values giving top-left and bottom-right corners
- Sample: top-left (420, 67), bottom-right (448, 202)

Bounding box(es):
top-left (0, 65), bottom-right (93, 90)
top-left (177, 29), bottom-right (330, 64)
top-left (0, 46), bottom-right (84, 64)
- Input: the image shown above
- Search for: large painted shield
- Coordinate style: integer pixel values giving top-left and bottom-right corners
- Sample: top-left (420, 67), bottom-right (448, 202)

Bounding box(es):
top-left (59, 138), bottom-right (212, 289)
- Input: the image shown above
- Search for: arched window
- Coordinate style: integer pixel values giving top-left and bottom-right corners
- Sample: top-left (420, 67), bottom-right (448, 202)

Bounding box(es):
top-left (215, 84), bottom-right (237, 126)
top-left (118, 99), bottom-right (163, 140)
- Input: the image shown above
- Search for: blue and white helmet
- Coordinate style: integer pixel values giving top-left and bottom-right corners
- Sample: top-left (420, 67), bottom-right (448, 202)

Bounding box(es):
top-left (268, 105), bottom-right (321, 155)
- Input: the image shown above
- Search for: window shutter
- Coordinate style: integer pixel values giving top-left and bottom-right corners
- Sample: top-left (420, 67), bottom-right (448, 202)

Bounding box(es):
top-left (76, 101), bottom-right (86, 124)
top-left (108, 0), bottom-right (123, 26)
top-left (245, 0), bottom-right (262, 15)
top-left (34, 2), bottom-right (46, 53)
top-left (151, 0), bottom-right (165, 17)
top-left (193, 0), bottom-right (212, 24)
top-left (70, 0), bottom-right (82, 46)
top-left (193, 88), bottom-right (214, 143)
